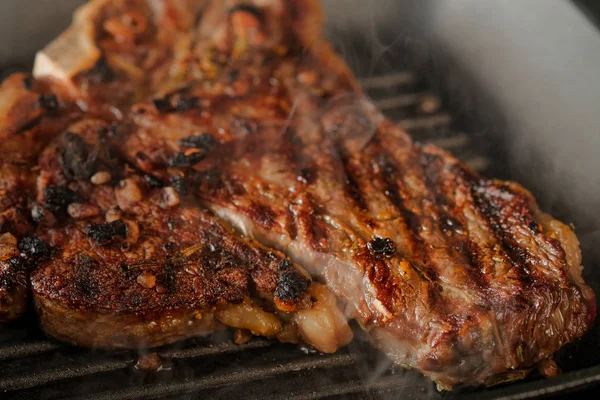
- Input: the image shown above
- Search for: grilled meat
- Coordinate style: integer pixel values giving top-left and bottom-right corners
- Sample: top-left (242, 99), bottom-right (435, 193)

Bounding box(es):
top-left (29, 117), bottom-right (352, 350)
top-left (0, 0), bottom-right (595, 388)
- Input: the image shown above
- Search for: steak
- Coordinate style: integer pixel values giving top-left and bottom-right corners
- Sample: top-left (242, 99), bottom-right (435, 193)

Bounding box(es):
top-left (0, 0), bottom-right (596, 389)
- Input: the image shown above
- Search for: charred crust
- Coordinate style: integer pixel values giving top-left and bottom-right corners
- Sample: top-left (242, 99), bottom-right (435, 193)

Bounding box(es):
top-left (158, 264), bottom-right (177, 294)
top-left (297, 167), bottom-right (315, 184)
top-left (86, 57), bottom-right (116, 84)
top-left (59, 132), bottom-right (99, 180)
top-left (18, 236), bottom-right (51, 260)
top-left (168, 152), bottom-right (207, 168)
top-left (197, 168), bottom-right (222, 190)
top-left (153, 93), bottom-right (200, 114)
top-left (276, 259), bottom-right (292, 271)
top-left (274, 269), bottom-right (310, 303)
top-left (528, 221), bottom-right (541, 234)
top-left (37, 94), bottom-right (59, 112)
top-left (43, 185), bottom-right (77, 214)
top-left (7, 256), bottom-right (26, 271)
top-left (108, 122), bottom-right (119, 138)
top-left (177, 134), bottom-right (217, 152)
top-left (143, 173), bottom-right (163, 188)
top-left (73, 254), bottom-right (100, 300)
top-left (367, 238), bottom-right (396, 257)
top-left (22, 74), bottom-right (33, 90)
top-left (86, 220), bottom-right (128, 245)
top-left (169, 175), bottom-right (188, 194)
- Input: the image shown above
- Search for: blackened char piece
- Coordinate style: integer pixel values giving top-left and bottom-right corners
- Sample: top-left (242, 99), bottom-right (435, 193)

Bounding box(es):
top-left (0, 0), bottom-right (593, 390)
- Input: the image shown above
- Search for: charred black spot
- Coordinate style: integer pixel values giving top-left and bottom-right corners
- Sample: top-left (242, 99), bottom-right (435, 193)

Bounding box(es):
top-left (168, 151), bottom-right (207, 168)
top-left (59, 132), bottom-right (98, 180)
top-left (37, 94), bottom-right (58, 112)
top-left (198, 168), bottom-right (222, 189)
top-left (228, 3), bottom-right (263, 20)
top-left (87, 57), bottom-right (116, 84)
top-left (227, 69), bottom-right (240, 82)
top-left (22, 74), bottom-right (33, 90)
top-left (43, 185), bottom-right (77, 214)
top-left (73, 254), bottom-right (100, 299)
top-left (153, 94), bottom-right (199, 113)
top-left (108, 122), bottom-right (119, 138)
top-left (18, 236), bottom-right (51, 260)
top-left (297, 167), bottom-right (315, 184)
top-left (143, 173), bottom-right (163, 188)
top-left (174, 97), bottom-right (199, 112)
top-left (166, 218), bottom-right (177, 231)
top-left (367, 237), bottom-right (396, 256)
top-left (86, 220), bottom-right (128, 245)
top-left (529, 221), bottom-right (541, 234)
top-left (178, 133), bottom-right (217, 152)
top-left (152, 98), bottom-right (171, 113)
top-left (7, 256), bottom-right (26, 271)
top-left (276, 259), bottom-right (292, 271)
top-left (158, 264), bottom-right (177, 293)
top-left (169, 175), bottom-right (188, 194)
top-left (163, 241), bottom-right (178, 254)
top-left (275, 270), bottom-right (310, 303)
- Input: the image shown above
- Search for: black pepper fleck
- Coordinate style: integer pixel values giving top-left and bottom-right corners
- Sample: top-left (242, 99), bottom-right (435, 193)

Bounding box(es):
top-left (367, 237), bottom-right (396, 256)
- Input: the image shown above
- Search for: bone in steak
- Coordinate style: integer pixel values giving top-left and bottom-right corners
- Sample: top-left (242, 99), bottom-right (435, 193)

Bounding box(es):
top-left (0, 0), bottom-right (595, 389)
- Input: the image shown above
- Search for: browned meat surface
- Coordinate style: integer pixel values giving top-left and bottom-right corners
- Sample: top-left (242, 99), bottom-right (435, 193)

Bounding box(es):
top-left (0, 0), bottom-right (595, 388)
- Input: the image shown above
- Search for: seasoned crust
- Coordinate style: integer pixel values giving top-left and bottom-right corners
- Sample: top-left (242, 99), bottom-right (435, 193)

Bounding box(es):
top-left (34, 297), bottom-right (218, 349)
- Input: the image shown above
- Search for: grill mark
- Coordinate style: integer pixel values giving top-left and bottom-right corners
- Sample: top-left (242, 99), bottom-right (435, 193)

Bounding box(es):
top-left (458, 169), bottom-right (533, 290)
top-left (375, 146), bottom-right (437, 282)
top-left (434, 161), bottom-right (531, 312)
top-left (334, 144), bottom-right (368, 213)
top-left (285, 206), bottom-right (298, 240)
top-left (290, 194), bottom-right (326, 252)
top-left (418, 150), bottom-right (490, 294)
top-left (282, 126), bottom-right (317, 185)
